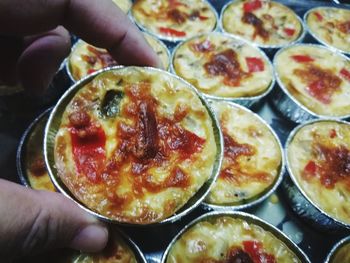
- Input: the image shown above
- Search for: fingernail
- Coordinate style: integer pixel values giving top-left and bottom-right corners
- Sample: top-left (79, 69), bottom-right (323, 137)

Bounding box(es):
top-left (70, 224), bottom-right (108, 253)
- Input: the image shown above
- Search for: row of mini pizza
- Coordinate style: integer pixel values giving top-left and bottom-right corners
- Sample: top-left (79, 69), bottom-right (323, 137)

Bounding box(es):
top-left (17, 66), bottom-right (349, 262)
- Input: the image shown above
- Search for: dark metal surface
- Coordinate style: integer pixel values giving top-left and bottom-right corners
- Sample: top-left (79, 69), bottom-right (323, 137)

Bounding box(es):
top-left (1, 0), bottom-right (350, 262)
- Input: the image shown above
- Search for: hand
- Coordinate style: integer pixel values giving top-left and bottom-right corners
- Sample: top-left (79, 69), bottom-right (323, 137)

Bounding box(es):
top-left (0, 0), bottom-right (160, 261)
top-left (0, 0), bottom-right (160, 95)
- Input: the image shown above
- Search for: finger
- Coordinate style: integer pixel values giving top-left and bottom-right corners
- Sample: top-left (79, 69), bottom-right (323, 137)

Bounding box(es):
top-left (0, 0), bottom-right (160, 67)
top-left (0, 36), bottom-right (23, 85)
top-left (17, 26), bottom-right (70, 95)
top-left (0, 179), bottom-right (108, 262)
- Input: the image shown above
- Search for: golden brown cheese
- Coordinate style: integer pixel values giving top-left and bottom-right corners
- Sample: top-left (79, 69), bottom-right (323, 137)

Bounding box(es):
top-left (275, 45), bottom-right (350, 117)
top-left (166, 216), bottom-right (301, 263)
top-left (173, 33), bottom-right (273, 98)
top-left (54, 67), bottom-right (217, 224)
top-left (131, 0), bottom-right (217, 41)
top-left (287, 121), bottom-right (350, 225)
top-left (307, 7), bottom-right (350, 54)
top-left (68, 34), bottom-right (170, 81)
top-left (331, 242), bottom-right (350, 263)
top-left (222, 0), bottom-right (302, 46)
top-left (112, 0), bottom-right (132, 13)
top-left (206, 102), bottom-right (281, 205)
top-left (25, 115), bottom-right (56, 192)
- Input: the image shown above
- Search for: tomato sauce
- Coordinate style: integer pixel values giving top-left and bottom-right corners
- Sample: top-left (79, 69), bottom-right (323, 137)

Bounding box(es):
top-left (242, 12), bottom-right (269, 40)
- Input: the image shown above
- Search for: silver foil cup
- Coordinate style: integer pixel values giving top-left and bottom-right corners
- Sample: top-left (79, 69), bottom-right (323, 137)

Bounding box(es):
top-left (16, 107), bottom-right (52, 188)
top-left (116, 228), bottom-right (147, 263)
top-left (304, 7), bottom-right (350, 57)
top-left (160, 211), bottom-right (311, 263)
top-left (219, 0), bottom-right (306, 53)
top-left (202, 102), bottom-right (285, 211)
top-left (130, 0), bottom-right (219, 43)
top-left (170, 32), bottom-right (275, 108)
top-left (284, 119), bottom-right (350, 232)
top-left (44, 66), bottom-right (223, 226)
top-left (325, 236), bottom-right (350, 263)
top-left (271, 43), bottom-right (350, 123)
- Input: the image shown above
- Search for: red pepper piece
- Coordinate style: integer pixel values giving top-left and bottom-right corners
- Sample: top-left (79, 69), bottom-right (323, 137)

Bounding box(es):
top-left (314, 11), bottom-right (323, 21)
top-left (307, 80), bottom-right (331, 104)
top-left (284, 27), bottom-right (295, 36)
top-left (198, 15), bottom-right (209, 20)
top-left (340, 68), bottom-right (350, 82)
top-left (291, 55), bottom-right (315, 63)
top-left (87, 69), bottom-right (96, 75)
top-left (246, 57), bottom-right (264, 72)
top-left (243, 0), bottom-right (262, 13)
top-left (304, 160), bottom-right (317, 176)
top-left (159, 27), bottom-right (186, 37)
top-left (243, 241), bottom-right (276, 263)
top-left (329, 129), bottom-right (337, 139)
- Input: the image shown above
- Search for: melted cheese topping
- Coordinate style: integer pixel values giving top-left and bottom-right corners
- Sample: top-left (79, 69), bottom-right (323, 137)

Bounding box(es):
top-left (206, 102), bottom-right (281, 205)
top-left (331, 242), bottom-right (350, 263)
top-left (173, 33), bottom-right (273, 98)
top-left (222, 0), bottom-right (302, 46)
top-left (112, 0), bottom-right (132, 13)
top-left (131, 0), bottom-right (217, 41)
top-left (166, 216), bottom-right (301, 263)
top-left (54, 67), bottom-right (217, 224)
top-left (287, 121), bottom-right (350, 225)
top-left (275, 45), bottom-right (350, 117)
top-left (25, 116), bottom-right (56, 192)
top-left (307, 7), bottom-right (350, 54)
top-left (68, 34), bottom-right (169, 81)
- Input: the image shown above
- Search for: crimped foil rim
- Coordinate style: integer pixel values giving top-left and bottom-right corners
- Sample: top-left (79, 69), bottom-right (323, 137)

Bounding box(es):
top-left (219, 0), bottom-right (306, 49)
top-left (170, 32), bottom-right (276, 103)
top-left (285, 118), bottom-right (350, 230)
top-left (324, 235), bottom-right (350, 263)
top-left (273, 43), bottom-right (350, 121)
top-left (16, 107), bottom-right (53, 188)
top-left (129, 0), bottom-right (219, 43)
top-left (303, 6), bottom-right (350, 56)
top-left (160, 211), bottom-right (311, 263)
top-left (44, 66), bottom-right (224, 226)
top-left (202, 101), bottom-right (285, 210)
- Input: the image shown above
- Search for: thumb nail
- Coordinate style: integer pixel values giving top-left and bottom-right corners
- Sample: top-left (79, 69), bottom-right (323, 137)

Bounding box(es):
top-left (70, 224), bottom-right (108, 253)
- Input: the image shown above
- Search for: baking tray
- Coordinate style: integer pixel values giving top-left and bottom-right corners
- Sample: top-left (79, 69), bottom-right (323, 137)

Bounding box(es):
top-left (0, 0), bottom-right (349, 262)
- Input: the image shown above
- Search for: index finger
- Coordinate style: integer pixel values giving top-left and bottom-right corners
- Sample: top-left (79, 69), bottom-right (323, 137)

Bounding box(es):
top-left (0, 0), bottom-right (160, 67)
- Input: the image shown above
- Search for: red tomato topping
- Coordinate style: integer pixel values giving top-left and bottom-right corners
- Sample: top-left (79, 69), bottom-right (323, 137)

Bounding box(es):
top-left (307, 80), bottom-right (332, 104)
top-left (159, 27), bottom-right (186, 37)
top-left (304, 160), bottom-right (317, 176)
top-left (246, 57), bottom-right (265, 72)
top-left (284, 27), bottom-right (295, 36)
top-left (243, 241), bottom-right (276, 263)
top-left (87, 69), bottom-right (96, 75)
top-left (70, 123), bottom-right (106, 183)
top-left (330, 129), bottom-right (337, 139)
top-left (314, 11), bottom-right (323, 21)
top-left (168, 0), bottom-right (187, 8)
top-left (198, 15), bottom-right (209, 20)
top-left (243, 0), bottom-right (262, 13)
top-left (291, 55), bottom-right (315, 63)
top-left (340, 68), bottom-right (350, 82)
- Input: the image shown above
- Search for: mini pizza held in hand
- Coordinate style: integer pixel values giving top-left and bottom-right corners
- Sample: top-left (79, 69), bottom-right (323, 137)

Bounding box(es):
top-left (52, 67), bottom-right (218, 224)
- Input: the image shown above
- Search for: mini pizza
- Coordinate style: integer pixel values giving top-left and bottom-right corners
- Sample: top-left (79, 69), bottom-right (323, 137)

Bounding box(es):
top-left (24, 114), bottom-right (56, 192)
top-left (131, 0), bottom-right (217, 41)
top-left (287, 121), bottom-right (350, 225)
top-left (306, 7), bottom-right (350, 54)
top-left (330, 242), bottom-right (350, 263)
top-left (53, 67), bottom-right (217, 224)
top-left (73, 230), bottom-right (138, 263)
top-left (275, 45), bottom-right (350, 117)
top-left (112, 0), bottom-right (132, 13)
top-left (205, 102), bottom-right (282, 206)
top-left (221, 0), bottom-right (303, 47)
top-left (166, 216), bottom-right (302, 263)
top-left (68, 34), bottom-right (170, 81)
top-left (172, 33), bottom-right (273, 98)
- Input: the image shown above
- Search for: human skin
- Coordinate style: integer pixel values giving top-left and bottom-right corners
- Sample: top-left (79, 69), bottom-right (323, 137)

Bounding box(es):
top-left (0, 0), bottom-right (160, 262)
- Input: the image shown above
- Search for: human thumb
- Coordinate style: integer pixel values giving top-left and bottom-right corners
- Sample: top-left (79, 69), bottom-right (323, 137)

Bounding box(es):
top-left (0, 179), bottom-right (108, 262)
